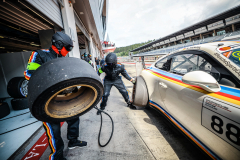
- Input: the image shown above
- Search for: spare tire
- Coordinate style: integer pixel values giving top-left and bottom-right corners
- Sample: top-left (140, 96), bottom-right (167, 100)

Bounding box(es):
top-left (0, 102), bottom-right (10, 119)
top-left (132, 76), bottom-right (148, 107)
top-left (28, 57), bottom-right (103, 123)
top-left (7, 77), bottom-right (28, 98)
top-left (11, 98), bottom-right (28, 110)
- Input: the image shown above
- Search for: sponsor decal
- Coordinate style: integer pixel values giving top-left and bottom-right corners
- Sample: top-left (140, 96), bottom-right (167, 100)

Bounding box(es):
top-left (218, 44), bottom-right (240, 53)
top-left (219, 47), bottom-right (231, 51)
top-left (189, 46), bottom-right (201, 49)
top-left (229, 43), bottom-right (240, 48)
top-left (202, 98), bottom-right (240, 150)
top-left (214, 52), bottom-right (240, 77)
top-left (204, 99), bottom-right (230, 112)
top-left (182, 46), bottom-right (201, 50)
top-left (232, 51), bottom-right (240, 61)
top-left (222, 51), bottom-right (232, 58)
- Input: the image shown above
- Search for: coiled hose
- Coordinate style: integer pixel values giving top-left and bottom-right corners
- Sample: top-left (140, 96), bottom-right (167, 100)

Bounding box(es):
top-left (94, 106), bottom-right (114, 147)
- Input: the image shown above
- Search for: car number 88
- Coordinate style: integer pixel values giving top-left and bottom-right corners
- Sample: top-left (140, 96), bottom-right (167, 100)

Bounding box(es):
top-left (211, 115), bottom-right (240, 146)
top-left (202, 106), bottom-right (240, 150)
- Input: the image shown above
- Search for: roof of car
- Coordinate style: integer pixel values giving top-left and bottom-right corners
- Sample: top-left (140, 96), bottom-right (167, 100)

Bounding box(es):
top-left (157, 41), bottom-right (240, 80)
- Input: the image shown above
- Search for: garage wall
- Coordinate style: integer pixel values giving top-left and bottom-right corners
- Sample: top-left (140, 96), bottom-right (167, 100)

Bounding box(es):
top-left (74, 11), bottom-right (90, 41)
top-left (80, 49), bottom-right (86, 56)
top-left (0, 61), bottom-right (7, 98)
top-left (0, 52), bottom-right (31, 98)
top-left (89, 38), bottom-right (103, 69)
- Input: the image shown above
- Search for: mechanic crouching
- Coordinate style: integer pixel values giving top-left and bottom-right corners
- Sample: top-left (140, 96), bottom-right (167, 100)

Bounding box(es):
top-left (24, 32), bottom-right (87, 160)
top-left (97, 53), bottom-right (136, 114)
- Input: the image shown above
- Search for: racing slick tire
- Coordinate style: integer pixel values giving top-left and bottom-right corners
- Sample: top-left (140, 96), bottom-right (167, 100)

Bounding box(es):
top-left (7, 77), bottom-right (28, 98)
top-left (28, 57), bottom-right (104, 123)
top-left (0, 102), bottom-right (10, 119)
top-left (11, 98), bottom-right (28, 110)
top-left (132, 76), bottom-right (148, 107)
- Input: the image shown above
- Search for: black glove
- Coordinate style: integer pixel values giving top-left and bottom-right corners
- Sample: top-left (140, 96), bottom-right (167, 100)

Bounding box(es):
top-left (131, 78), bottom-right (136, 84)
top-left (127, 100), bottom-right (136, 110)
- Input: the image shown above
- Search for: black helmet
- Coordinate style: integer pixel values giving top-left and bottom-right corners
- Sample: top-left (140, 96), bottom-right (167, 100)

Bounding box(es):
top-left (52, 32), bottom-right (73, 51)
top-left (105, 53), bottom-right (117, 68)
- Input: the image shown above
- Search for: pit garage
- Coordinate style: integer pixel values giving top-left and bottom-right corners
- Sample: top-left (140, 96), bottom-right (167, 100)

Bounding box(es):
top-left (0, 1), bottom-right (92, 159)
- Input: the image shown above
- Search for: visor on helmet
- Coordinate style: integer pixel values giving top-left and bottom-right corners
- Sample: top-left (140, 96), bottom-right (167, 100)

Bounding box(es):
top-left (52, 32), bottom-right (74, 51)
top-left (65, 45), bottom-right (74, 51)
top-left (107, 63), bottom-right (116, 68)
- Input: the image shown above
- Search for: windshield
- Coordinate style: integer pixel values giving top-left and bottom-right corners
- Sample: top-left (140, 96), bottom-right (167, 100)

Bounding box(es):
top-left (222, 49), bottom-right (240, 67)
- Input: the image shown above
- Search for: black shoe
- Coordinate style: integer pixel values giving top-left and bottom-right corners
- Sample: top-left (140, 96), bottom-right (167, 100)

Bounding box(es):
top-left (68, 139), bottom-right (87, 149)
top-left (127, 102), bottom-right (137, 110)
top-left (96, 107), bottom-right (105, 115)
top-left (97, 110), bottom-right (101, 115)
top-left (130, 104), bottom-right (137, 110)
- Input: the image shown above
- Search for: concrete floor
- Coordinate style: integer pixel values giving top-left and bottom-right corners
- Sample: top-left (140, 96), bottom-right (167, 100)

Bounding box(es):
top-left (16, 64), bottom-right (210, 160)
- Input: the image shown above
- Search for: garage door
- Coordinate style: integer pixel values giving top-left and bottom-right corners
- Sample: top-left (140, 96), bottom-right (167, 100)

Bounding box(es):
top-left (26, 0), bottom-right (63, 28)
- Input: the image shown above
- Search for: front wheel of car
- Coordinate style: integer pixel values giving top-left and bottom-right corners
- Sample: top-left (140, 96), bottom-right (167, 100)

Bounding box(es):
top-left (132, 76), bottom-right (149, 107)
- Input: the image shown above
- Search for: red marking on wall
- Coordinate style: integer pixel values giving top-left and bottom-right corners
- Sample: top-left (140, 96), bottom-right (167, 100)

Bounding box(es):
top-left (21, 122), bottom-right (64, 160)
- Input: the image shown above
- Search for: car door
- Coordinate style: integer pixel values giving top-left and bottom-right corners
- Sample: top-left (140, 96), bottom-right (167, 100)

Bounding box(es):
top-left (148, 50), bottom-right (240, 159)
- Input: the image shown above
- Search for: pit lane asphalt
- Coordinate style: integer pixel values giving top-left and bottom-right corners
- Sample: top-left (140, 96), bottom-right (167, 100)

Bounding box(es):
top-left (15, 63), bottom-right (210, 160)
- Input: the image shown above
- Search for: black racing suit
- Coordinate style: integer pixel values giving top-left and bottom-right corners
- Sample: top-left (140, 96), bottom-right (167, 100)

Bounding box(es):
top-left (24, 48), bottom-right (80, 160)
top-left (100, 59), bottom-right (105, 67)
top-left (100, 63), bottom-right (132, 109)
top-left (84, 57), bottom-right (93, 67)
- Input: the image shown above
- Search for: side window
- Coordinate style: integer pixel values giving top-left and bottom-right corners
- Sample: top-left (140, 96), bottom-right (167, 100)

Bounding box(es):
top-left (169, 53), bottom-right (239, 88)
top-left (155, 57), bottom-right (169, 71)
top-left (170, 54), bottom-right (220, 80)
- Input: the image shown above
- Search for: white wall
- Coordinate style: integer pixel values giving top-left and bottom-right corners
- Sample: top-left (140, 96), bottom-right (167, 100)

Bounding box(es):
top-left (61, 0), bottom-right (80, 58)
top-left (80, 49), bottom-right (86, 56)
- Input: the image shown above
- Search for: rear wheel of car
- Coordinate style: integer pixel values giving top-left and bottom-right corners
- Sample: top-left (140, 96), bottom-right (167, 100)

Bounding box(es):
top-left (7, 77), bottom-right (28, 98)
top-left (11, 98), bottom-right (28, 110)
top-left (28, 57), bottom-right (104, 123)
top-left (0, 102), bottom-right (10, 119)
top-left (132, 76), bottom-right (149, 107)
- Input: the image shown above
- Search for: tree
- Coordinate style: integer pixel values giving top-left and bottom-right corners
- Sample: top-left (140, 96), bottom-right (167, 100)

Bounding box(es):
top-left (114, 40), bottom-right (154, 57)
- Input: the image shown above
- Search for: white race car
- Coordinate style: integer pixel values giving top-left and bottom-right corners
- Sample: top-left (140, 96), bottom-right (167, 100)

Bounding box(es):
top-left (132, 41), bottom-right (240, 160)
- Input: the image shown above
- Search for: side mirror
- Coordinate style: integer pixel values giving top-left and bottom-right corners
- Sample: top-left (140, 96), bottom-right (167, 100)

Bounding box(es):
top-left (182, 71), bottom-right (221, 93)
